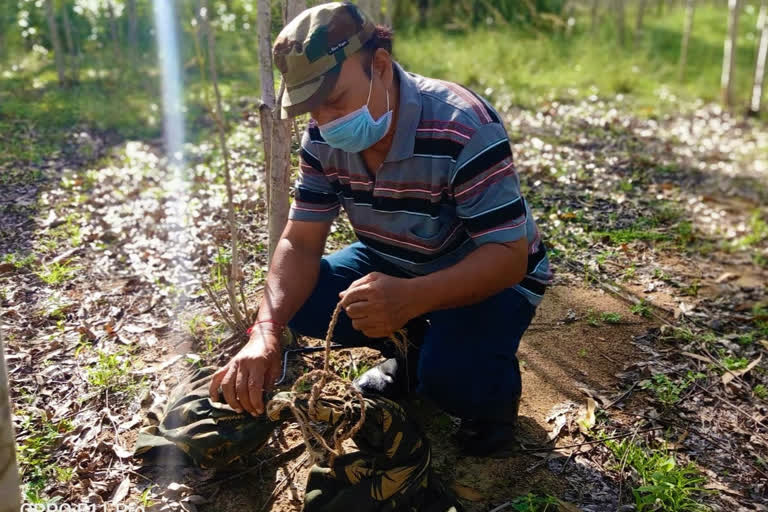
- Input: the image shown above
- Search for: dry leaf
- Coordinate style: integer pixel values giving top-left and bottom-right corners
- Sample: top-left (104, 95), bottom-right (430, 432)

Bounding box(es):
top-left (111, 477), bottom-right (131, 504)
top-left (451, 482), bottom-right (484, 501)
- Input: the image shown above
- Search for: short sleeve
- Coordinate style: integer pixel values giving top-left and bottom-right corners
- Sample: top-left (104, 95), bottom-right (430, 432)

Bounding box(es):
top-left (288, 128), bottom-right (341, 222)
top-left (451, 122), bottom-right (527, 245)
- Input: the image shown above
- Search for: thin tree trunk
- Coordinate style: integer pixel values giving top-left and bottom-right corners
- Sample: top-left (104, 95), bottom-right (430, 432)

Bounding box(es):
top-left (258, 0), bottom-right (276, 238)
top-left (107, 2), bottom-right (121, 64)
top-left (616, 0), bottom-right (626, 46)
top-left (61, 4), bottom-right (78, 83)
top-left (635, 0), bottom-right (647, 42)
top-left (418, 0), bottom-right (428, 27)
top-left (749, 0), bottom-right (768, 114)
top-left (267, 0), bottom-right (306, 263)
top-left (44, 0), bottom-right (66, 86)
top-left (127, 0), bottom-right (139, 60)
top-left (721, 0), bottom-right (741, 107)
top-left (679, 0), bottom-right (696, 80)
top-left (202, 0), bottom-right (246, 328)
top-left (0, 338), bottom-right (21, 512)
top-left (591, 0), bottom-right (600, 34)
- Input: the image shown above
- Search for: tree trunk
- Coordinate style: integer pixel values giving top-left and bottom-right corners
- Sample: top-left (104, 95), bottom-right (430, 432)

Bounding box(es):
top-left (61, 4), bottom-right (79, 83)
top-left (0, 338), bottom-right (21, 512)
top-left (679, 0), bottom-right (696, 80)
top-left (44, 0), bottom-right (66, 86)
top-left (258, 0), bottom-right (276, 247)
top-left (721, 0), bottom-right (741, 107)
top-left (266, 0), bottom-right (306, 263)
top-left (127, 0), bottom-right (139, 60)
top-left (107, 2), bottom-right (121, 64)
top-left (418, 0), bottom-right (428, 27)
top-left (635, 0), bottom-right (647, 42)
top-left (591, 0), bottom-right (600, 34)
top-left (749, 0), bottom-right (768, 114)
top-left (616, 0), bottom-right (626, 46)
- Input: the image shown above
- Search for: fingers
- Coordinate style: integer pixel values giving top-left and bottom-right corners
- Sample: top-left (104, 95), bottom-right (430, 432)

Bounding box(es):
top-left (345, 300), bottom-right (373, 319)
top-left (209, 366), bottom-right (227, 403)
top-left (236, 367), bottom-right (256, 415)
top-left (220, 365), bottom-right (241, 413)
top-left (339, 283), bottom-right (372, 308)
top-left (246, 371), bottom-right (266, 415)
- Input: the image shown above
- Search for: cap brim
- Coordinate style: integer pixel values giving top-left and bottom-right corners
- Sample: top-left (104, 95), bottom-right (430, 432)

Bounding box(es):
top-left (279, 63), bottom-right (342, 119)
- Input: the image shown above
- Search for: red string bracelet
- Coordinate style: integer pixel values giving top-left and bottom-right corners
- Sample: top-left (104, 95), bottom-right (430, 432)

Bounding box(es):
top-left (246, 319), bottom-right (286, 335)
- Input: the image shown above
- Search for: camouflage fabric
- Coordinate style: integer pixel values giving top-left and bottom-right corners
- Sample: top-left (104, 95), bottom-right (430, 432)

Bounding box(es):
top-left (133, 366), bottom-right (277, 469)
top-left (268, 391), bottom-right (464, 512)
top-left (273, 2), bottom-right (376, 118)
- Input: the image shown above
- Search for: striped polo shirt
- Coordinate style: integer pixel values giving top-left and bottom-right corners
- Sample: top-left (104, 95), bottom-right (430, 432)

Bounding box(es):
top-left (288, 60), bottom-right (553, 306)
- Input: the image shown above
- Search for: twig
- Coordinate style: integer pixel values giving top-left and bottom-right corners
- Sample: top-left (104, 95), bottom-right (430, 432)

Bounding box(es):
top-left (260, 451), bottom-right (310, 512)
top-left (693, 382), bottom-right (768, 430)
top-left (199, 441), bottom-right (306, 490)
top-left (518, 427), bottom-right (664, 453)
top-left (604, 382), bottom-right (638, 410)
top-left (202, 281), bottom-right (237, 331)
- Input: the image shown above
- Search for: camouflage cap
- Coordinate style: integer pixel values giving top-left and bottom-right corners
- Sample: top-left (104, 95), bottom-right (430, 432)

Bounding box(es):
top-left (273, 2), bottom-right (376, 119)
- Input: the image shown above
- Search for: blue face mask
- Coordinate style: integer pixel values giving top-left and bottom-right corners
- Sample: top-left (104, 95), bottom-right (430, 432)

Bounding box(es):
top-left (318, 69), bottom-right (392, 153)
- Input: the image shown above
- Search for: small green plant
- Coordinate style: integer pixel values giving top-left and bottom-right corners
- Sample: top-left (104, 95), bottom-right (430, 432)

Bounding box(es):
top-left (506, 493), bottom-right (561, 511)
top-left (732, 211), bottom-right (767, 250)
top-left (2, 252), bottom-right (36, 270)
top-left (722, 356), bottom-right (749, 372)
top-left (754, 384), bottom-right (768, 400)
top-left (342, 362), bottom-right (372, 381)
top-left (578, 348), bottom-right (588, 357)
top-left (675, 221), bottom-right (695, 245)
top-left (138, 486), bottom-right (156, 508)
top-left (639, 371), bottom-right (704, 407)
top-left (631, 300), bottom-right (652, 318)
top-left (623, 264), bottom-right (637, 280)
top-left (87, 349), bottom-right (139, 394)
top-left (605, 437), bottom-right (711, 511)
top-left (586, 309), bottom-right (622, 327)
top-left (16, 411), bottom-right (75, 502)
top-left (37, 261), bottom-right (81, 285)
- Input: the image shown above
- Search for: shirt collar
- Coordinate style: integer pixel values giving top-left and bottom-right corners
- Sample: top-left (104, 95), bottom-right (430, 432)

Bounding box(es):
top-left (385, 61), bottom-right (422, 163)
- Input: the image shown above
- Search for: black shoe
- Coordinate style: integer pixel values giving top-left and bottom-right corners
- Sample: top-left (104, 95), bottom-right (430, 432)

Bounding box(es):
top-left (455, 394), bottom-right (521, 458)
top-left (352, 318), bottom-right (427, 400)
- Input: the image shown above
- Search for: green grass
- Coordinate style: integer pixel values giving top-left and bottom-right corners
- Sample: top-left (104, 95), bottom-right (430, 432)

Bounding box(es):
top-left (36, 261), bottom-right (81, 286)
top-left (15, 411), bottom-right (75, 504)
top-left (640, 371), bottom-right (705, 407)
top-left (86, 349), bottom-right (141, 394)
top-left (396, 4), bottom-right (764, 117)
top-left (605, 436), bottom-right (711, 511)
top-left (631, 300), bottom-right (653, 318)
top-left (586, 309), bottom-right (623, 327)
top-left (504, 493), bottom-right (562, 511)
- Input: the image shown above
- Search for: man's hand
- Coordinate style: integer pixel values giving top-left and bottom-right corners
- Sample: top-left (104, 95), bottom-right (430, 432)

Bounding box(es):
top-left (338, 272), bottom-right (417, 338)
top-left (208, 326), bottom-right (283, 416)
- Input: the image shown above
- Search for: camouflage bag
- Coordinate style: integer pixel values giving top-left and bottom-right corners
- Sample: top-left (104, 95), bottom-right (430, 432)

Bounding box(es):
top-left (133, 366), bottom-right (277, 469)
top-left (267, 391), bottom-right (464, 512)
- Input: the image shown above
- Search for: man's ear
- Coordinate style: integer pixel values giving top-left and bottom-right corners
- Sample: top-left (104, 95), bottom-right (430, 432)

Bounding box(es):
top-left (372, 48), bottom-right (393, 89)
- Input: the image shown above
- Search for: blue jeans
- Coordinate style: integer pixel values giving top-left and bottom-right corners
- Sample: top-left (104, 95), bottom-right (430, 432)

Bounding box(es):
top-left (287, 242), bottom-right (538, 421)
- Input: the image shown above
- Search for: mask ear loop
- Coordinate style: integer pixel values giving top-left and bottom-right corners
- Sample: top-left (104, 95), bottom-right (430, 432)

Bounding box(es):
top-left (367, 62), bottom-right (391, 114)
top-left (365, 64), bottom-right (375, 108)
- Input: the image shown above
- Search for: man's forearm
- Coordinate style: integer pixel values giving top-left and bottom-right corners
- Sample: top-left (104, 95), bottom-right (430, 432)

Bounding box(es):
top-left (255, 237), bottom-right (321, 328)
top-left (407, 239), bottom-right (527, 316)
